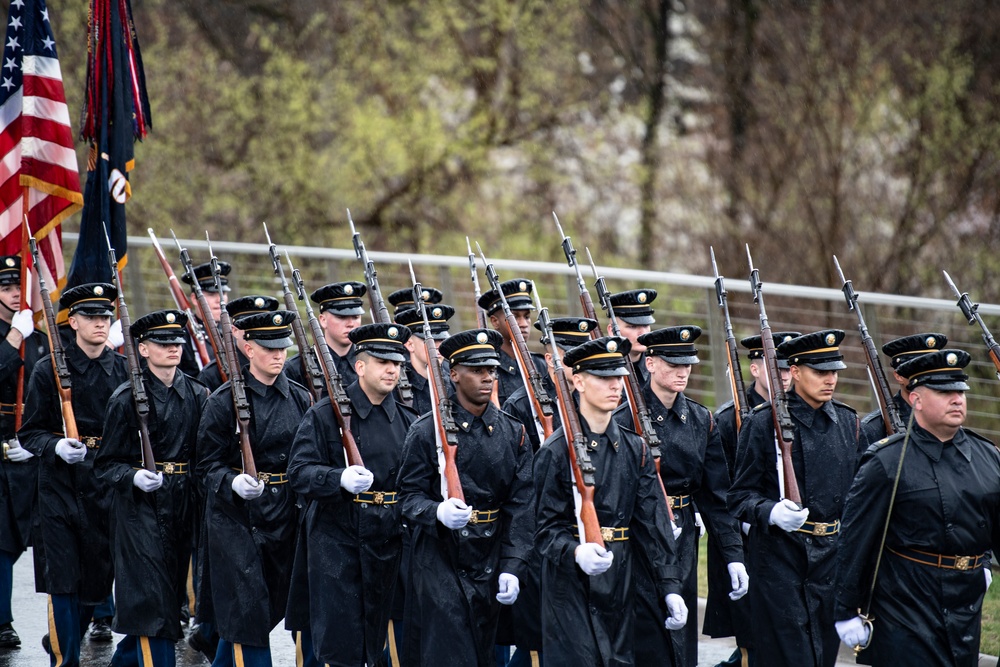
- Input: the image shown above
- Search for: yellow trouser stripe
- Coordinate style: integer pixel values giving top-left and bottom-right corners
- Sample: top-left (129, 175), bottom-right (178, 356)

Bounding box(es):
top-left (531, 650), bottom-right (540, 667)
top-left (140, 636), bottom-right (153, 666)
top-left (388, 619), bottom-right (400, 666)
top-left (187, 556), bottom-right (196, 617)
top-left (741, 647), bottom-right (749, 667)
top-left (296, 631), bottom-right (303, 667)
top-left (47, 597), bottom-right (64, 666)
top-left (234, 643), bottom-right (245, 667)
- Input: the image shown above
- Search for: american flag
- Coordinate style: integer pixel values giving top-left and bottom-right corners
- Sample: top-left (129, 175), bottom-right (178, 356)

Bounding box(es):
top-left (0, 0), bottom-right (81, 298)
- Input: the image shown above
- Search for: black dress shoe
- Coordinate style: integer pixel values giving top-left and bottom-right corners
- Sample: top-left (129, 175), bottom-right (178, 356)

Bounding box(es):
top-left (186, 624), bottom-right (218, 661)
top-left (89, 618), bottom-right (113, 642)
top-left (41, 633), bottom-right (51, 655)
top-left (0, 623), bottom-right (19, 648)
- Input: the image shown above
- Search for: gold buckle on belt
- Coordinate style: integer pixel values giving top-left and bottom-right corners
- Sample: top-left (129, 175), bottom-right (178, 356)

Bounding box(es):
top-left (373, 491), bottom-right (385, 505)
top-left (82, 436), bottom-right (100, 449)
top-left (162, 462), bottom-right (176, 474)
top-left (601, 527), bottom-right (615, 542)
top-left (469, 511), bottom-right (480, 525)
top-left (257, 472), bottom-right (271, 484)
top-left (954, 555), bottom-right (972, 571)
top-left (812, 521), bottom-right (837, 536)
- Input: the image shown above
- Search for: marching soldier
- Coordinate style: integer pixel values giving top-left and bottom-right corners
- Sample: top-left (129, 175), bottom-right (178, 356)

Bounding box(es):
top-left (728, 330), bottom-right (863, 667)
top-left (179, 260), bottom-right (230, 376)
top-left (499, 316), bottom-right (597, 667)
top-left (835, 349), bottom-right (1000, 666)
top-left (288, 322), bottom-right (418, 666)
top-left (477, 279), bottom-right (547, 406)
top-left (196, 310), bottom-right (312, 666)
top-left (397, 329), bottom-right (534, 666)
top-left (285, 281), bottom-right (367, 392)
top-left (0, 256), bottom-right (46, 649)
top-left (859, 332), bottom-right (947, 445)
top-left (613, 326), bottom-right (746, 667)
top-left (197, 295), bottom-right (279, 392)
top-left (604, 289), bottom-right (657, 384)
top-left (19, 283), bottom-right (129, 667)
top-left (95, 310), bottom-right (209, 666)
top-left (534, 335), bottom-right (687, 665)
top-left (709, 332), bottom-right (797, 667)
top-left (394, 304), bottom-right (456, 416)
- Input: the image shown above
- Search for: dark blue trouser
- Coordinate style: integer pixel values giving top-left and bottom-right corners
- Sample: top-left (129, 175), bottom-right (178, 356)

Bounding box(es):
top-left (292, 630), bottom-right (321, 667)
top-left (109, 635), bottom-right (176, 667)
top-left (0, 549), bottom-right (18, 625)
top-left (507, 647), bottom-right (543, 667)
top-left (93, 593), bottom-right (115, 621)
top-left (47, 594), bottom-right (96, 667)
top-left (212, 639), bottom-right (272, 667)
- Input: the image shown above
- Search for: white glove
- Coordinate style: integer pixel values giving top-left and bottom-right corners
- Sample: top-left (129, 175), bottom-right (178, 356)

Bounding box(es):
top-left (664, 593), bottom-right (688, 630)
top-left (436, 497), bottom-right (472, 529)
top-left (986, 567), bottom-right (993, 591)
top-left (835, 616), bottom-right (871, 649)
top-left (5, 440), bottom-right (33, 462)
top-left (727, 562), bottom-right (749, 600)
top-left (768, 499), bottom-right (809, 532)
top-left (55, 438), bottom-right (86, 464)
top-left (132, 469), bottom-right (163, 493)
top-left (741, 521), bottom-right (751, 536)
top-left (10, 309), bottom-right (33, 337)
top-left (694, 512), bottom-right (706, 538)
top-left (496, 573), bottom-right (520, 605)
top-left (106, 319), bottom-right (124, 348)
top-left (671, 521), bottom-right (682, 541)
top-left (340, 465), bottom-right (374, 494)
top-left (232, 473), bottom-right (264, 500)
top-left (574, 542), bottom-right (614, 576)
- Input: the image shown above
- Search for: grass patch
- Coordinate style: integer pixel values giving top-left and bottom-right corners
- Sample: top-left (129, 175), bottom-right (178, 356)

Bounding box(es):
top-left (696, 540), bottom-right (1000, 656)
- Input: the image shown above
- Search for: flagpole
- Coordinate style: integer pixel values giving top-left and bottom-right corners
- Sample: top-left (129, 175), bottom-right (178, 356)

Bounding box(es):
top-left (15, 189), bottom-right (29, 431)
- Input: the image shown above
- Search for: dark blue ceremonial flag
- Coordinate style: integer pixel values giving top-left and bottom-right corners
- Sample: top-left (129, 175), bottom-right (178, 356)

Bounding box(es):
top-left (64, 0), bottom-right (149, 292)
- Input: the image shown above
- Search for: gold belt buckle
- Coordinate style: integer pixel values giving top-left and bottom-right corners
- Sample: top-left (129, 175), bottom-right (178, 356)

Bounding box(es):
top-left (469, 511), bottom-right (480, 525)
top-left (601, 527), bottom-right (615, 542)
top-left (257, 472), bottom-right (271, 484)
top-left (373, 491), bottom-right (385, 505)
top-left (83, 436), bottom-right (99, 449)
top-left (162, 462), bottom-right (176, 474)
top-left (2, 442), bottom-right (8, 461)
top-left (954, 555), bottom-right (972, 571)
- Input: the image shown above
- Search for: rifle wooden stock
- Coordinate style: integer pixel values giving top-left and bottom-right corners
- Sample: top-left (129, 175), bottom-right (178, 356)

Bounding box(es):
top-left (264, 227), bottom-right (324, 402)
top-left (553, 213), bottom-right (601, 337)
top-left (712, 247), bottom-right (748, 431)
top-left (349, 211), bottom-right (414, 405)
top-left (409, 268), bottom-right (464, 502)
top-left (207, 245), bottom-right (255, 479)
top-left (538, 307), bottom-right (603, 547)
top-left (747, 247), bottom-right (802, 506)
top-left (479, 255), bottom-right (554, 440)
top-left (107, 246), bottom-right (156, 472)
top-left (835, 256), bottom-right (903, 435)
top-left (589, 257), bottom-right (674, 522)
top-left (173, 232), bottom-right (227, 381)
top-left (290, 255), bottom-right (364, 467)
top-left (29, 239), bottom-right (77, 440)
top-left (148, 229), bottom-right (210, 369)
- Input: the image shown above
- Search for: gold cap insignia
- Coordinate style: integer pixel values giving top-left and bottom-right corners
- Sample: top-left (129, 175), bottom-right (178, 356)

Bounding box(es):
top-left (518, 281), bottom-right (527, 292)
top-left (344, 284), bottom-right (354, 295)
top-left (946, 352), bottom-right (958, 366)
top-left (388, 326), bottom-right (399, 339)
top-left (3, 258), bottom-right (13, 267)
top-left (273, 314), bottom-right (283, 325)
top-left (254, 297), bottom-right (265, 308)
top-left (926, 336), bottom-right (937, 348)
top-left (94, 286), bottom-right (104, 296)
top-left (432, 307), bottom-right (442, 318)
top-left (680, 329), bottom-right (690, 341)
top-left (476, 332), bottom-right (488, 344)
top-left (825, 333), bottom-right (836, 346)
top-left (637, 292), bottom-right (647, 303)
top-left (607, 340), bottom-right (618, 352)
top-left (578, 321), bottom-right (589, 332)
top-left (166, 313), bottom-right (176, 324)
